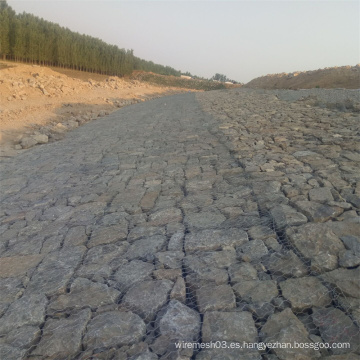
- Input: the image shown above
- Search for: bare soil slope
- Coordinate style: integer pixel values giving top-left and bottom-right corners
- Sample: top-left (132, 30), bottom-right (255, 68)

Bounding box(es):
top-left (245, 65), bottom-right (360, 89)
top-left (0, 62), bottom-right (190, 156)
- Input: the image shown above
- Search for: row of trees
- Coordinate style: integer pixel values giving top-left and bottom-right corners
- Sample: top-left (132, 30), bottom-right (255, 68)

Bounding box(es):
top-left (0, 1), bottom-right (180, 77)
top-left (211, 73), bottom-right (240, 84)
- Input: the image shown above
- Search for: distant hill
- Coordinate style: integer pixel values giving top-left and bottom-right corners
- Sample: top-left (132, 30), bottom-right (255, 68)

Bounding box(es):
top-left (244, 65), bottom-right (360, 89)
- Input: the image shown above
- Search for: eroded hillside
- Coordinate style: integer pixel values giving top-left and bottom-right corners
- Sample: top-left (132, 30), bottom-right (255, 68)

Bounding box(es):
top-left (245, 65), bottom-right (360, 89)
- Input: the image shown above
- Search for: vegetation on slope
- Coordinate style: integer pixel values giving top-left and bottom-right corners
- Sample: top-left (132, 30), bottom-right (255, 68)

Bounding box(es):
top-left (130, 72), bottom-right (227, 91)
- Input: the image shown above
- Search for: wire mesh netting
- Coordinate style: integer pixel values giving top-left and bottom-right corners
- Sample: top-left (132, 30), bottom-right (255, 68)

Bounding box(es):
top-left (0, 89), bottom-right (359, 359)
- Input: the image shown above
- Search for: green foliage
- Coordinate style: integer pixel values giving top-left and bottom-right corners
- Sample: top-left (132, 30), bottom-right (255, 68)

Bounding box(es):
top-left (211, 73), bottom-right (227, 82)
top-left (0, 0), bottom-right (181, 77)
top-left (211, 73), bottom-right (239, 84)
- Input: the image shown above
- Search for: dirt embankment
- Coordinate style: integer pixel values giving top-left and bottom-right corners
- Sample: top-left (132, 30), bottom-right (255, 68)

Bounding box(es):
top-left (245, 65), bottom-right (360, 90)
top-left (0, 62), bottom-right (192, 157)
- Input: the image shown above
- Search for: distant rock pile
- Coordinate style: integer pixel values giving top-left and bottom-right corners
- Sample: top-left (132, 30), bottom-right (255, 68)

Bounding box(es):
top-left (245, 64), bottom-right (360, 89)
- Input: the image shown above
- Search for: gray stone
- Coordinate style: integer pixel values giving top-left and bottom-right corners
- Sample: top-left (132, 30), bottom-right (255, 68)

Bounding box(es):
top-left (127, 342), bottom-right (150, 358)
top-left (5, 325), bottom-right (40, 349)
top-left (76, 263), bottom-right (112, 282)
top-left (297, 313), bottom-right (319, 335)
top-left (4, 234), bottom-right (44, 256)
top-left (348, 194), bottom-right (360, 209)
top-left (202, 311), bottom-right (257, 343)
top-left (236, 239), bottom-right (268, 262)
top-left (280, 277), bottom-right (332, 312)
top-left (84, 242), bottom-right (129, 268)
top-left (232, 280), bottom-right (278, 303)
top-left (184, 211), bottom-right (226, 230)
top-left (63, 226), bottom-right (87, 247)
top-left (122, 280), bottom-right (173, 321)
top-left (21, 136), bottom-right (38, 149)
top-left (320, 267), bottom-right (360, 298)
top-left (245, 301), bottom-right (275, 320)
top-left (113, 260), bottom-right (154, 291)
top-left (99, 212), bottom-right (127, 226)
top-left (155, 251), bottom-right (184, 269)
top-left (148, 208), bottom-right (182, 226)
top-left (140, 190), bottom-right (160, 211)
top-left (339, 249), bottom-right (360, 267)
top-left (32, 134), bottom-right (48, 144)
top-left (41, 234), bottom-right (63, 253)
top-left (339, 235), bottom-right (360, 267)
top-left (253, 184), bottom-right (289, 211)
top-left (228, 262), bottom-right (258, 283)
top-left (183, 250), bottom-right (237, 272)
top-left (286, 223), bottom-right (345, 273)
top-left (263, 237), bottom-right (282, 252)
top-left (0, 254), bottom-right (44, 278)
top-left (340, 235), bottom-right (360, 253)
top-left (328, 218), bottom-right (360, 238)
top-left (0, 344), bottom-right (26, 360)
top-left (294, 201), bottom-right (344, 222)
top-left (336, 296), bottom-right (360, 326)
top-left (26, 245), bottom-right (86, 296)
top-left (0, 293), bottom-right (48, 335)
top-left (69, 201), bottom-right (106, 225)
top-left (186, 180), bottom-right (213, 192)
top-left (170, 277), bottom-right (186, 303)
top-left (153, 269), bottom-right (182, 281)
top-left (88, 223), bottom-right (128, 247)
top-left (166, 223), bottom-right (185, 237)
top-left (48, 277), bottom-right (120, 312)
top-left (31, 308), bottom-right (91, 358)
top-left (41, 205), bottom-right (73, 221)
top-left (312, 307), bottom-right (359, 355)
top-left (185, 268), bottom-right (229, 291)
top-left (293, 150), bottom-right (319, 158)
top-left (128, 226), bottom-right (166, 242)
top-left (248, 225), bottom-right (277, 240)
top-left (0, 277), bottom-right (24, 305)
top-left (184, 228), bottom-right (248, 253)
top-left (261, 308), bottom-right (321, 359)
top-left (319, 355), bottom-right (360, 360)
top-left (0, 303), bottom-right (8, 317)
top-left (309, 187), bottom-right (334, 203)
top-left (195, 348), bottom-right (261, 360)
top-left (156, 300), bottom-right (201, 341)
top-left (150, 334), bottom-right (188, 357)
top-left (126, 235), bottom-right (167, 261)
top-left (131, 351), bottom-right (159, 360)
top-left (168, 230), bottom-right (184, 251)
top-left (270, 204), bottom-right (308, 229)
top-left (262, 250), bottom-right (308, 278)
top-left (196, 284), bottom-right (236, 312)
top-left (84, 311), bottom-right (146, 348)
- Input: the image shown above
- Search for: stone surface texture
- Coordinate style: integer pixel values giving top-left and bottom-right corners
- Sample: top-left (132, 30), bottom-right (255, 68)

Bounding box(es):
top-left (0, 89), bottom-right (359, 358)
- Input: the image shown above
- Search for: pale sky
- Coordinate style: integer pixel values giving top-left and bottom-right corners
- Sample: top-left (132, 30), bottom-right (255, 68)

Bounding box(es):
top-left (7, 0), bottom-right (360, 83)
